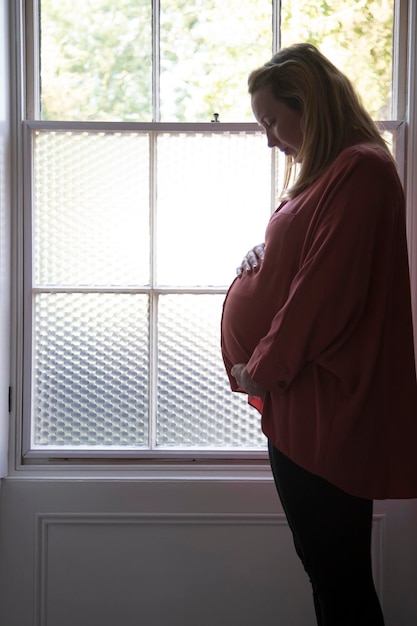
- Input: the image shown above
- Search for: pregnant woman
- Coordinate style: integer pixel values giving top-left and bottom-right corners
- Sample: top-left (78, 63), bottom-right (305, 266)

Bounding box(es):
top-left (221, 43), bottom-right (417, 626)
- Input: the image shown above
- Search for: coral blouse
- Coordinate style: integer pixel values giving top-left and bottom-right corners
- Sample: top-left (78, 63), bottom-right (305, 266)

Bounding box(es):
top-left (221, 144), bottom-right (417, 499)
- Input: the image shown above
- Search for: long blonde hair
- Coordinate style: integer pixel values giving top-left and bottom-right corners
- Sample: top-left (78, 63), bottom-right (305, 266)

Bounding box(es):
top-left (248, 43), bottom-right (391, 198)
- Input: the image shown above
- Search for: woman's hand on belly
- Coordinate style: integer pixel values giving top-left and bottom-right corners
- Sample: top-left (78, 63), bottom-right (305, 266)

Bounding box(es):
top-left (231, 363), bottom-right (265, 399)
top-left (236, 243), bottom-right (265, 276)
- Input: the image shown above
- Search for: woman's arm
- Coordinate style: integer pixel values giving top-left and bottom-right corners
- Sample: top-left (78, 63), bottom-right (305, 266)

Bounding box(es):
top-left (246, 150), bottom-right (403, 391)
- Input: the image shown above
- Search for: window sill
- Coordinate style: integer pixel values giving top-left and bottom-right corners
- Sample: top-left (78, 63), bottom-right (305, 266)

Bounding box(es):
top-left (8, 455), bottom-right (273, 482)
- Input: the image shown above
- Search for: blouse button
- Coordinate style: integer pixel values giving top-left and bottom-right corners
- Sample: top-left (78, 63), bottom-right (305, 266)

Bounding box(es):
top-left (278, 380), bottom-right (287, 388)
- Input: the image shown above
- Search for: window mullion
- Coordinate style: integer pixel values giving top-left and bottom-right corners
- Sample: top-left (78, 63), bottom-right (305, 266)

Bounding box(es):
top-left (24, 0), bottom-right (40, 120)
top-left (149, 132), bottom-right (158, 450)
top-left (392, 0), bottom-right (409, 119)
top-left (22, 124), bottom-right (35, 457)
top-left (272, 0), bottom-right (281, 54)
top-left (152, 0), bottom-right (161, 122)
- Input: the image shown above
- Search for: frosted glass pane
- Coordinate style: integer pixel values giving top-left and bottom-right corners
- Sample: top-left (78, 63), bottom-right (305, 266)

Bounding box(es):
top-left (160, 0), bottom-right (272, 122)
top-left (34, 131), bottom-right (150, 286)
top-left (33, 293), bottom-right (149, 447)
top-left (156, 132), bottom-right (271, 286)
top-left (30, 128), bottom-right (273, 453)
top-left (157, 295), bottom-right (266, 448)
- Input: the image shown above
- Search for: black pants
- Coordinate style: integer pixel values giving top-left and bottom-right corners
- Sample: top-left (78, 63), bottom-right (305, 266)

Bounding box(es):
top-left (268, 442), bottom-right (385, 626)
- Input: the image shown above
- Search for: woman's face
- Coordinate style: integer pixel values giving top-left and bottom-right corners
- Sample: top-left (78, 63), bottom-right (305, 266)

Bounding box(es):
top-left (251, 86), bottom-right (304, 157)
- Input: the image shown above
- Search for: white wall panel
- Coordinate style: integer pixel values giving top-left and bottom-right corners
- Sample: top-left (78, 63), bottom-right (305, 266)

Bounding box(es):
top-left (35, 512), bottom-right (314, 626)
top-left (1, 479), bottom-right (409, 626)
top-left (0, 479), bottom-right (318, 626)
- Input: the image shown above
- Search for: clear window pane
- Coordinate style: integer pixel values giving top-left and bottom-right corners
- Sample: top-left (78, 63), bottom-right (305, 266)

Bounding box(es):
top-left (157, 294), bottom-right (265, 448)
top-left (281, 0), bottom-right (394, 119)
top-left (160, 0), bottom-right (273, 122)
top-left (34, 131), bottom-right (150, 287)
top-left (39, 0), bottom-right (395, 123)
top-left (33, 293), bottom-right (149, 448)
top-left (39, 0), bottom-right (152, 121)
top-left (156, 132), bottom-right (272, 286)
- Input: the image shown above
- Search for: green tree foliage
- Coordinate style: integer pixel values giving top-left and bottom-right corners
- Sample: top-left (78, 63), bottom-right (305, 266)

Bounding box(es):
top-left (40, 0), bottom-right (394, 122)
top-left (41, 0), bottom-right (153, 120)
top-left (281, 0), bottom-right (394, 118)
top-left (158, 0), bottom-right (272, 121)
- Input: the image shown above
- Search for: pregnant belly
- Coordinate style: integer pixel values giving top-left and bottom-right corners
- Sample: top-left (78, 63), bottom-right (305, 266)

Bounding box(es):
top-left (221, 274), bottom-right (271, 367)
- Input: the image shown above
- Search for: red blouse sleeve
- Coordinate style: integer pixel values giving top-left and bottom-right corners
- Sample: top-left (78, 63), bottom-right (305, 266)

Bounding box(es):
top-left (246, 148), bottom-right (403, 391)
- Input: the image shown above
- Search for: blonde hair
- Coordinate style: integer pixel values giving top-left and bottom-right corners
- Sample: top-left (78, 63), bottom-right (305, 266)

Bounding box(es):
top-left (248, 43), bottom-right (391, 198)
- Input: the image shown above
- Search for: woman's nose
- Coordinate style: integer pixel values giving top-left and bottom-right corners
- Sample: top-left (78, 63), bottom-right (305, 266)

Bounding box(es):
top-left (266, 129), bottom-right (278, 149)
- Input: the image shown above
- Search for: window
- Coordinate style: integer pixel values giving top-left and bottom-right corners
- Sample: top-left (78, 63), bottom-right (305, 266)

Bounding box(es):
top-left (18, 0), bottom-right (404, 462)
top-left (24, 125), bottom-right (272, 456)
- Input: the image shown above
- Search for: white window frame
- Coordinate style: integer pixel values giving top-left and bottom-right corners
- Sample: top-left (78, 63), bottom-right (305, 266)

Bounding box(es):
top-left (20, 119), bottom-right (269, 466)
top-left (5, 0), bottom-right (417, 476)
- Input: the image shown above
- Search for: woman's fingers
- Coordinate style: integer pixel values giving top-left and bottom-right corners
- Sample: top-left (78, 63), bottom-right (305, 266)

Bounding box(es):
top-left (236, 243), bottom-right (265, 276)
